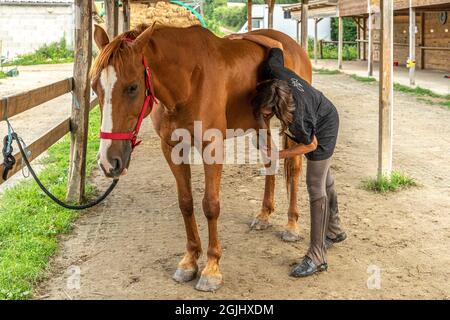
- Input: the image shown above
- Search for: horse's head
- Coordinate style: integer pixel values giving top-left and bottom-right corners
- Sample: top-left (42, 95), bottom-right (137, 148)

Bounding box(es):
top-left (91, 24), bottom-right (154, 178)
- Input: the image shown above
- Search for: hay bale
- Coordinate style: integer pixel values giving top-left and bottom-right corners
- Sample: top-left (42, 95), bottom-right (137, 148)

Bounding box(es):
top-left (130, 1), bottom-right (201, 29)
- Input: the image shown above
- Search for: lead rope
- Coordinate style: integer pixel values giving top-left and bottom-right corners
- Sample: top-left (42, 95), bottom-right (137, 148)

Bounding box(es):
top-left (12, 132), bottom-right (118, 210)
top-left (2, 127), bottom-right (118, 210)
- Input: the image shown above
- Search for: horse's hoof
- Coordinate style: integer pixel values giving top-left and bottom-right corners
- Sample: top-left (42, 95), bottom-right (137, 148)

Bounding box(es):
top-left (250, 217), bottom-right (271, 230)
top-left (281, 230), bottom-right (301, 242)
top-left (195, 275), bottom-right (223, 292)
top-left (173, 267), bottom-right (198, 283)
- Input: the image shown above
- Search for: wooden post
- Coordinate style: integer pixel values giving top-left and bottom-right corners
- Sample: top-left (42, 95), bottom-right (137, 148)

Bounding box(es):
top-left (268, 0), bottom-right (275, 29)
top-left (314, 18), bottom-right (318, 64)
top-left (67, 0), bottom-right (93, 202)
top-left (105, 0), bottom-right (119, 39)
top-left (356, 17), bottom-right (361, 60)
top-left (338, 16), bottom-right (343, 69)
top-left (368, 0), bottom-right (374, 76)
top-left (409, 3), bottom-right (416, 86)
top-left (378, 0), bottom-right (394, 178)
top-left (363, 16), bottom-right (367, 60)
top-left (297, 20), bottom-right (301, 43)
top-left (123, 0), bottom-right (131, 32)
top-left (320, 39), bottom-right (323, 58)
top-left (248, 0), bottom-right (253, 32)
top-left (300, 0), bottom-right (308, 51)
top-left (420, 12), bottom-right (425, 69)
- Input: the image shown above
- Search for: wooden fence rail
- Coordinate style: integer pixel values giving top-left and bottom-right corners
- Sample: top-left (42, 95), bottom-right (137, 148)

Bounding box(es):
top-left (0, 78), bottom-right (73, 120)
top-left (0, 97), bottom-right (98, 185)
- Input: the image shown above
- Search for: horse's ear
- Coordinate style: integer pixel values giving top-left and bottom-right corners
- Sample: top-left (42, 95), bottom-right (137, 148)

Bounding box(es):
top-left (94, 24), bottom-right (110, 50)
top-left (133, 22), bottom-right (157, 53)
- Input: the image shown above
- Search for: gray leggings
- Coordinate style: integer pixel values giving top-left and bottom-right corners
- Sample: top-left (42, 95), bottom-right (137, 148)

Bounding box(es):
top-left (306, 158), bottom-right (333, 202)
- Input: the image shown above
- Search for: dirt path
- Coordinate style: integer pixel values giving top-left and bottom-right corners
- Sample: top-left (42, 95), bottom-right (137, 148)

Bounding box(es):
top-left (37, 73), bottom-right (450, 299)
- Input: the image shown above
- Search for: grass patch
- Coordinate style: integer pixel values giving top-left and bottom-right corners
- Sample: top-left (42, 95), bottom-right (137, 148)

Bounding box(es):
top-left (362, 171), bottom-right (417, 193)
top-left (0, 107), bottom-right (100, 300)
top-left (350, 74), bottom-right (376, 83)
top-left (308, 39), bottom-right (358, 61)
top-left (0, 71), bottom-right (8, 79)
top-left (313, 68), bottom-right (341, 75)
top-left (4, 38), bottom-right (73, 66)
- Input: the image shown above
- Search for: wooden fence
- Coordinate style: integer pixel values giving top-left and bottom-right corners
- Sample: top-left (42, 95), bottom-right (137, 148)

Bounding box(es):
top-left (0, 78), bottom-right (98, 185)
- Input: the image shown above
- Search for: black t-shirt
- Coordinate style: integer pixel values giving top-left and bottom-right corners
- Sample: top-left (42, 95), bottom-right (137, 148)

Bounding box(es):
top-left (261, 48), bottom-right (339, 161)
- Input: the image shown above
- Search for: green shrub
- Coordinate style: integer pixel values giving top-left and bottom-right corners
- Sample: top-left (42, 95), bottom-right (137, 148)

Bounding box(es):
top-left (6, 38), bottom-right (74, 66)
top-left (362, 171), bottom-right (417, 193)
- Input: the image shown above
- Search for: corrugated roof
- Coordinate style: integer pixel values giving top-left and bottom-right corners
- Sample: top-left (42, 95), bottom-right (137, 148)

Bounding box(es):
top-left (0, 0), bottom-right (73, 5)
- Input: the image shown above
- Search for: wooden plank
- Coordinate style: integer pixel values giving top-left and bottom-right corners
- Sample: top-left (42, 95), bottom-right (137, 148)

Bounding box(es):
top-left (337, 16), bottom-right (343, 69)
top-left (248, 0), bottom-right (252, 32)
top-left (123, 0), bottom-right (131, 32)
top-left (378, 0), bottom-right (394, 178)
top-left (301, 0), bottom-right (309, 50)
top-left (105, 0), bottom-right (119, 39)
top-left (67, 0), bottom-right (93, 202)
top-left (409, 4), bottom-right (416, 85)
top-left (0, 118), bottom-right (70, 185)
top-left (0, 79), bottom-right (73, 120)
top-left (363, 16), bottom-right (367, 60)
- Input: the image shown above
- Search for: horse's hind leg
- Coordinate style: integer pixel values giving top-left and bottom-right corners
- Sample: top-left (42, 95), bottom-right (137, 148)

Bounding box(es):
top-left (251, 170), bottom-right (275, 230)
top-left (161, 141), bottom-right (202, 283)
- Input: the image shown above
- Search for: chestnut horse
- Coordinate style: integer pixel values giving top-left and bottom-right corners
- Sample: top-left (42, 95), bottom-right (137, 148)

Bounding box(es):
top-left (91, 24), bottom-right (312, 292)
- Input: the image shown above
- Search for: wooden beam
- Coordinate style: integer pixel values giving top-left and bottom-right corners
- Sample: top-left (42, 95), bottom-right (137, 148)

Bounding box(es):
top-left (67, 0), bottom-right (93, 202)
top-left (337, 16), bottom-right (343, 69)
top-left (248, 0), bottom-right (253, 32)
top-left (420, 12), bottom-right (425, 69)
top-left (0, 118), bottom-right (70, 185)
top-left (356, 17), bottom-right (361, 60)
top-left (268, 0), bottom-right (275, 29)
top-left (409, 3), bottom-right (416, 86)
top-left (368, 1), bottom-right (374, 76)
top-left (300, 0), bottom-right (308, 51)
top-left (123, 0), bottom-right (131, 32)
top-left (314, 18), bottom-right (318, 64)
top-left (105, 0), bottom-right (119, 39)
top-left (0, 79), bottom-right (73, 120)
top-left (378, 0), bottom-right (394, 178)
top-left (363, 16), bottom-right (367, 60)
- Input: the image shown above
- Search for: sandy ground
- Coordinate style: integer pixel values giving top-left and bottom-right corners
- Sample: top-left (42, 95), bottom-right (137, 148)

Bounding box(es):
top-left (0, 64), bottom-right (73, 193)
top-left (34, 72), bottom-right (450, 299)
top-left (314, 59), bottom-right (450, 96)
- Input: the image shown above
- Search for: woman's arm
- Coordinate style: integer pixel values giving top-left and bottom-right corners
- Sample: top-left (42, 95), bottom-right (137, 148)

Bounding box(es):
top-left (226, 34), bottom-right (283, 50)
top-left (278, 136), bottom-right (318, 159)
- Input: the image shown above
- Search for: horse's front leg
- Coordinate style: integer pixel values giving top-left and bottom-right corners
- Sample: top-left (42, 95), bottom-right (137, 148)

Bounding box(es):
top-left (195, 163), bottom-right (224, 292)
top-left (161, 140), bottom-right (202, 282)
top-left (251, 129), bottom-right (275, 230)
top-left (281, 137), bottom-right (303, 242)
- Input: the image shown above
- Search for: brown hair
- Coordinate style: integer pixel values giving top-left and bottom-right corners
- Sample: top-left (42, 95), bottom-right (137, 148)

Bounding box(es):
top-left (251, 79), bottom-right (295, 133)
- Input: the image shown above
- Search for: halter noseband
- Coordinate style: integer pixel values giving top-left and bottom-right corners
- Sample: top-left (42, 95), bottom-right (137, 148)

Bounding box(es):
top-left (99, 37), bottom-right (157, 150)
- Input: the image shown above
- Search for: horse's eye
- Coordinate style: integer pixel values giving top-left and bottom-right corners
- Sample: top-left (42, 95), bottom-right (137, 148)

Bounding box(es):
top-left (126, 84), bottom-right (138, 95)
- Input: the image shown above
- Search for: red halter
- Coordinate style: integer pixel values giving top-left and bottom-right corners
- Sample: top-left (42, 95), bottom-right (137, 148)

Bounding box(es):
top-left (99, 49), bottom-right (156, 150)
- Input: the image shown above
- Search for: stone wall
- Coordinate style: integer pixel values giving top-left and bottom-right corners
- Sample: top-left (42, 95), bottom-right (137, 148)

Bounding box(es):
top-left (130, 1), bottom-right (201, 29)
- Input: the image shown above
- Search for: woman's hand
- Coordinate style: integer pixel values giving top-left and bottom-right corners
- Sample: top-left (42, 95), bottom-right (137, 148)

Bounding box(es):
top-left (226, 34), bottom-right (243, 40)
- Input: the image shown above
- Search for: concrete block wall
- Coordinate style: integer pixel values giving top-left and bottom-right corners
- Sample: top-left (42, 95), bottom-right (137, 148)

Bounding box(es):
top-left (0, 4), bottom-right (74, 59)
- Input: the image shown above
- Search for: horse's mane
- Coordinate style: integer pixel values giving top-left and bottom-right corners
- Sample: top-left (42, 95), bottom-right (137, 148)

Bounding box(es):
top-left (90, 23), bottom-right (151, 78)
